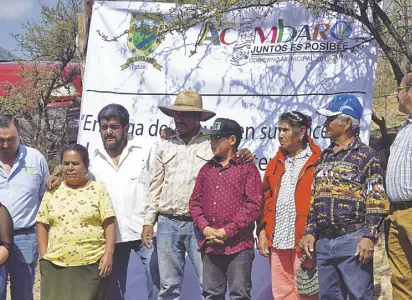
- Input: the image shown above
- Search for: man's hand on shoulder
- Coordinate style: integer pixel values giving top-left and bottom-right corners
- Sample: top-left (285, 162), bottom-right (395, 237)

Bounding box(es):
top-left (236, 149), bottom-right (254, 164)
top-left (45, 165), bottom-right (64, 190)
top-left (160, 127), bottom-right (176, 140)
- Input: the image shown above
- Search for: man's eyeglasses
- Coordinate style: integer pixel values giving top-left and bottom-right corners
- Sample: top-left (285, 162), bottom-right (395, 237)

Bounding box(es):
top-left (396, 85), bottom-right (412, 93)
top-left (210, 135), bottom-right (230, 142)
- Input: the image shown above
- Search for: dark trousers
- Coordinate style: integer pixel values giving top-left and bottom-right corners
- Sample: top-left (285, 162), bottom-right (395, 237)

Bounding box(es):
top-left (40, 259), bottom-right (108, 300)
top-left (202, 248), bottom-right (254, 300)
top-left (108, 239), bottom-right (159, 300)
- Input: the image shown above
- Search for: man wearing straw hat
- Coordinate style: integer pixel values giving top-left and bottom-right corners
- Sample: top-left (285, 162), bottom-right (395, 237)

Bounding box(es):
top-left (141, 91), bottom-right (253, 299)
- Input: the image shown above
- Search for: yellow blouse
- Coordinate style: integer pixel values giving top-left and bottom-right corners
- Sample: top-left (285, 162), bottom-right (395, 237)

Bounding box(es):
top-left (36, 181), bottom-right (116, 267)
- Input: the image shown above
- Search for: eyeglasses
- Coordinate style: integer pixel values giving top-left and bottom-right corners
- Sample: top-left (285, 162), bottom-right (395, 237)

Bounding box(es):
top-left (210, 135), bottom-right (230, 142)
top-left (396, 86), bottom-right (412, 93)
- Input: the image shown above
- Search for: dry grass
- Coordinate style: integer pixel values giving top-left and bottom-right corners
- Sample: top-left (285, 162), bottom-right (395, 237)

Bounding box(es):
top-left (374, 233), bottom-right (392, 300)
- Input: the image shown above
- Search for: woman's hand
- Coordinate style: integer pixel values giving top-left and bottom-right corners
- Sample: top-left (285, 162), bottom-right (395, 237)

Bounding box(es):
top-left (99, 252), bottom-right (113, 277)
top-left (257, 230), bottom-right (269, 257)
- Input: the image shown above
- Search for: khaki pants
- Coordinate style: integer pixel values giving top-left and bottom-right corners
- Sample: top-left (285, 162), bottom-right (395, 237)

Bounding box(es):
top-left (40, 259), bottom-right (108, 300)
top-left (385, 208), bottom-right (412, 300)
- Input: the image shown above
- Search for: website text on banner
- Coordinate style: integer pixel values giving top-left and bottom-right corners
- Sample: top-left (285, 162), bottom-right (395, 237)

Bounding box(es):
top-left (78, 1), bottom-right (378, 299)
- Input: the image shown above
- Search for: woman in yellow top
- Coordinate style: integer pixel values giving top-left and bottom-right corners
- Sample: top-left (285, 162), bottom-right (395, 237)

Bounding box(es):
top-left (36, 144), bottom-right (116, 300)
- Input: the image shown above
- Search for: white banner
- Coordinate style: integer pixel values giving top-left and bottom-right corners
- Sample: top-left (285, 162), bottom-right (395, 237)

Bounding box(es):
top-left (79, 2), bottom-right (378, 299)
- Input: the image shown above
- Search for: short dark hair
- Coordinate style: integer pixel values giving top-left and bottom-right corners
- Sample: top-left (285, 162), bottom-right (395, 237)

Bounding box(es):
top-left (98, 104), bottom-right (129, 127)
top-left (0, 114), bottom-right (20, 133)
top-left (60, 144), bottom-right (90, 169)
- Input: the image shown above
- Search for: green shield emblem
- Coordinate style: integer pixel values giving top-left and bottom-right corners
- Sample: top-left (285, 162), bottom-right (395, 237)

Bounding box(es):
top-left (127, 14), bottom-right (163, 57)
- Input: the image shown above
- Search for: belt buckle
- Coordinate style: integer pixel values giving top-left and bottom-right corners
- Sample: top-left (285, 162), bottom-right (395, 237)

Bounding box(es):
top-left (330, 225), bottom-right (348, 237)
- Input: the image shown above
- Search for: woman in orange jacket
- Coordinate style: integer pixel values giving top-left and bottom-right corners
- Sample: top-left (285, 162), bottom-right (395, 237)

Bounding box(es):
top-left (257, 111), bottom-right (321, 300)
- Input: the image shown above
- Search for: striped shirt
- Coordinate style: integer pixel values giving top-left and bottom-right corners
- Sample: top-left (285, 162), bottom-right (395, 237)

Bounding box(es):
top-left (144, 129), bottom-right (213, 226)
top-left (386, 118), bottom-right (412, 202)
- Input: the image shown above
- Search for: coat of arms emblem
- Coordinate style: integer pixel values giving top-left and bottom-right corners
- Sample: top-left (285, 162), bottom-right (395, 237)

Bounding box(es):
top-left (121, 13), bottom-right (164, 71)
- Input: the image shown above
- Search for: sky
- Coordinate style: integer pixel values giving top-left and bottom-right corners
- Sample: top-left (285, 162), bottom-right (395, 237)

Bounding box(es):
top-left (0, 0), bottom-right (56, 57)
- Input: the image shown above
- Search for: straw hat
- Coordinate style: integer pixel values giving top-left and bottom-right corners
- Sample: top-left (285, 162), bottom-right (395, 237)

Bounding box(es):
top-left (159, 91), bottom-right (216, 121)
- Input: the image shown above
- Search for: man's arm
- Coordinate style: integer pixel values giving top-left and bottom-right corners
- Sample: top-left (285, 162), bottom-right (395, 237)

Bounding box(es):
top-left (45, 165), bottom-right (64, 190)
top-left (137, 143), bottom-right (157, 223)
top-left (222, 164), bottom-right (263, 239)
top-left (39, 155), bottom-right (50, 199)
top-left (302, 194), bottom-right (318, 259)
top-left (143, 145), bottom-right (165, 226)
top-left (304, 201), bottom-right (318, 237)
top-left (362, 154), bottom-right (390, 240)
top-left (141, 145), bottom-right (165, 248)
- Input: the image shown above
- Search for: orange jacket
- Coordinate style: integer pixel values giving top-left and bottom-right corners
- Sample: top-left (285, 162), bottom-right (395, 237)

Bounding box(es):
top-left (258, 137), bottom-right (321, 251)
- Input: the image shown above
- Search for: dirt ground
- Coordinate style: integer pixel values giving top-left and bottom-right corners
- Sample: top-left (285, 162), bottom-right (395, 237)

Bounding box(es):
top-left (373, 233), bottom-right (393, 300)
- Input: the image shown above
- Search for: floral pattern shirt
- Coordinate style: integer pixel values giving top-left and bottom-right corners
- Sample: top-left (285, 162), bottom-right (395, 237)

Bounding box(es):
top-left (36, 181), bottom-right (116, 267)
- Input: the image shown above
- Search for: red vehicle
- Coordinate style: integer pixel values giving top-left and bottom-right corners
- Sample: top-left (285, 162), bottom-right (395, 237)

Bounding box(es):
top-left (0, 61), bottom-right (82, 105)
top-left (0, 61), bottom-right (82, 142)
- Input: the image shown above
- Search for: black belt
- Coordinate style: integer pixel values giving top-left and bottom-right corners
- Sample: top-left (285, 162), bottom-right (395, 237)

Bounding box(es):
top-left (390, 201), bottom-right (412, 212)
top-left (320, 223), bottom-right (364, 239)
top-left (160, 214), bottom-right (193, 222)
top-left (14, 225), bottom-right (36, 236)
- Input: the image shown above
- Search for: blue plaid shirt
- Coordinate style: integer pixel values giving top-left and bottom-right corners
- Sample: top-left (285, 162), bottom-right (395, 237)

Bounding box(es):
top-left (305, 138), bottom-right (390, 240)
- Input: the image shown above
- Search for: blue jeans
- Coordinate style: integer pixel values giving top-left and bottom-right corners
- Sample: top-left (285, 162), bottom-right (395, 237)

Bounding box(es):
top-left (108, 239), bottom-right (159, 300)
top-left (0, 261), bottom-right (7, 300)
top-left (316, 229), bottom-right (373, 300)
top-left (157, 214), bottom-right (203, 300)
top-left (3, 230), bottom-right (38, 300)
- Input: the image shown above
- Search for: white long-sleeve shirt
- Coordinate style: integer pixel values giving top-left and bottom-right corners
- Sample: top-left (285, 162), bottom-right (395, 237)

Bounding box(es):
top-left (90, 140), bottom-right (155, 243)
